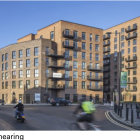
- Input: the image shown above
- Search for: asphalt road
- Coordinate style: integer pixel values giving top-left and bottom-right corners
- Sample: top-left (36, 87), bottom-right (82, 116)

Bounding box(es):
top-left (0, 104), bottom-right (130, 130)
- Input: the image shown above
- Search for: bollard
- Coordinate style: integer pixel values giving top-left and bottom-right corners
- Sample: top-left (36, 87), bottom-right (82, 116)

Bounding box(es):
top-left (126, 108), bottom-right (129, 121)
top-left (131, 109), bottom-right (134, 124)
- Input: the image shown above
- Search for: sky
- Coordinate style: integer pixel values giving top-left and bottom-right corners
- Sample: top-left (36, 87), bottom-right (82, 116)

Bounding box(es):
top-left (0, 1), bottom-right (140, 48)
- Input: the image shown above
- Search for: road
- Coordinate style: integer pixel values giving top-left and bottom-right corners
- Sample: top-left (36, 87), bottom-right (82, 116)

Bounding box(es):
top-left (0, 104), bottom-right (132, 130)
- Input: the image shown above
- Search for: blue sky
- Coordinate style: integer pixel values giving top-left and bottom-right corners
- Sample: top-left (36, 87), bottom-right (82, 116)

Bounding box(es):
top-left (0, 1), bottom-right (140, 48)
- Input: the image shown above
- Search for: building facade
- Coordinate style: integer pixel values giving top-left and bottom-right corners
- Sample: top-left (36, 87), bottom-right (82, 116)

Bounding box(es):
top-left (103, 17), bottom-right (140, 102)
top-left (0, 20), bottom-right (103, 104)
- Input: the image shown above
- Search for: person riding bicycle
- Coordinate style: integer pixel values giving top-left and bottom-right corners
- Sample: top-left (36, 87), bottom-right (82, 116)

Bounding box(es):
top-left (14, 100), bottom-right (24, 118)
top-left (73, 98), bottom-right (96, 130)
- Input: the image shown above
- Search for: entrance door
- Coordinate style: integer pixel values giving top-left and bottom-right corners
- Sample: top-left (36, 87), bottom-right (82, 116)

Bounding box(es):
top-left (95, 94), bottom-right (99, 103)
top-left (26, 94), bottom-right (30, 104)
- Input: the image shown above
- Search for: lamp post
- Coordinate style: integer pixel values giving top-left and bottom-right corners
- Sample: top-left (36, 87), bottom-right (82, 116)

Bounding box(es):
top-left (106, 32), bottom-right (121, 105)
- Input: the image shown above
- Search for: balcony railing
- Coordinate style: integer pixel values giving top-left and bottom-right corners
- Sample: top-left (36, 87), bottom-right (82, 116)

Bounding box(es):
top-left (103, 88), bottom-right (110, 92)
top-left (87, 85), bottom-right (103, 91)
top-left (125, 33), bottom-right (137, 40)
top-left (125, 64), bottom-right (137, 69)
top-left (64, 55), bottom-right (72, 61)
top-left (65, 66), bottom-right (72, 71)
top-left (125, 25), bottom-right (137, 33)
top-left (46, 51), bottom-right (64, 59)
top-left (103, 48), bottom-right (110, 53)
top-left (48, 85), bottom-right (65, 90)
top-left (63, 41), bottom-right (74, 49)
top-left (103, 42), bottom-right (110, 47)
top-left (103, 55), bottom-right (110, 60)
top-left (125, 88), bottom-right (137, 92)
top-left (63, 30), bottom-right (74, 39)
top-left (87, 75), bottom-right (103, 81)
top-left (125, 56), bottom-right (137, 62)
top-left (104, 81), bottom-right (110, 85)
top-left (87, 65), bottom-right (103, 72)
top-left (48, 63), bottom-right (65, 69)
top-left (103, 74), bottom-right (110, 79)
top-left (103, 34), bottom-right (110, 40)
top-left (127, 80), bottom-right (137, 84)
top-left (48, 74), bottom-right (72, 81)
top-left (103, 68), bottom-right (110, 72)
top-left (103, 62), bottom-right (110, 66)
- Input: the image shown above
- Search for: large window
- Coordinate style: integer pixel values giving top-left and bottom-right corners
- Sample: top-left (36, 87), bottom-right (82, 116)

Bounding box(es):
top-left (65, 50), bottom-right (69, 58)
top-left (19, 60), bottom-right (23, 68)
top-left (34, 69), bottom-right (39, 77)
top-left (2, 63), bottom-right (4, 71)
top-left (12, 61), bottom-right (16, 69)
top-left (12, 51), bottom-right (16, 59)
top-left (133, 39), bottom-right (137, 45)
top-left (82, 42), bottom-right (86, 50)
top-left (82, 71), bottom-right (86, 79)
top-left (26, 80), bottom-right (30, 89)
top-left (34, 47), bottom-right (39, 56)
top-left (12, 81), bottom-right (16, 89)
top-left (73, 71), bottom-right (78, 79)
top-left (74, 31), bottom-right (78, 39)
top-left (5, 81), bottom-right (8, 89)
top-left (133, 46), bottom-right (137, 53)
top-left (19, 70), bottom-right (23, 78)
top-left (19, 80), bottom-right (23, 88)
top-left (95, 44), bottom-right (99, 51)
top-left (82, 81), bottom-right (86, 89)
top-left (34, 80), bottom-right (39, 88)
top-left (82, 62), bottom-right (86, 69)
top-left (73, 51), bottom-right (77, 59)
top-left (50, 31), bottom-right (54, 40)
top-left (19, 50), bottom-right (23, 58)
top-left (90, 33), bottom-right (92, 41)
top-left (95, 54), bottom-right (99, 61)
top-left (5, 62), bottom-right (8, 70)
top-left (26, 59), bottom-right (30, 67)
top-left (26, 69), bottom-right (30, 78)
top-left (82, 52), bottom-right (86, 60)
top-left (34, 58), bottom-right (39, 67)
top-left (26, 48), bottom-right (30, 57)
top-left (5, 53), bottom-right (8, 61)
top-left (90, 53), bottom-right (92, 61)
top-left (95, 35), bottom-right (99, 42)
top-left (2, 73), bottom-right (4, 80)
top-left (2, 54), bottom-right (4, 62)
top-left (5, 72), bottom-right (8, 80)
top-left (90, 43), bottom-right (92, 51)
top-left (73, 81), bottom-right (77, 89)
top-left (82, 32), bottom-right (86, 40)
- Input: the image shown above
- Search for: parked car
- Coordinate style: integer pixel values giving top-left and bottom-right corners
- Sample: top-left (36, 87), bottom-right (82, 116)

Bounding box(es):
top-left (50, 98), bottom-right (72, 106)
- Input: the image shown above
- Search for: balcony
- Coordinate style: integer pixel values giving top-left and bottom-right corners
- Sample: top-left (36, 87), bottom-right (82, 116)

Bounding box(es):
top-left (125, 33), bottom-right (137, 40)
top-left (104, 80), bottom-right (110, 85)
top-left (87, 85), bottom-right (103, 91)
top-left (125, 56), bottom-right (137, 62)
top-left (125, 88), bottom-right (137, 92)
top-left (127, 80), bottom-right (137, 84)
top-left (87, 65), bottom-right (103, 72)
top-left (103, 42), bottom-right (110, 47)
top-left (46, 51), bottom-right (64, 59)
top-left (48, 63), bottom-right (65, 69)
top-left (63, 41), bottom-right (74, 49)
top-left (125, 25), bottom-right (137, 33)
top-left (64, 55), bottom-right (72, 61)
top-left (48, 74), bottom-right (72, 81)
top-left (103, 88), bottom-right (110, 92)
top-left (103, 67), bottom-right (110, 72)
top-left (103, 55), bottom-right (110, 60)
top-left (103, 48), bottom-right (110, 53)
top-left (48, 85), bottom-right (65, 90)
top-left (125, 64), bottom-right (137, 69)
top-left (103, 62), bottom-right (110, 66)
top-left (87, 75), bottom-right (103, 81)
top-left (63, 30), bottom-right (74, 39)
top-left (103, 74), bottom-right (110, 79)
top-left (103, 34), bottom-right (110, 40)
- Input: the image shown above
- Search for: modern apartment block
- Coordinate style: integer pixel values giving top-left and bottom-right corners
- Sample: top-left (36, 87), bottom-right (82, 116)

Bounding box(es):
top-left (103, 17), bottom-right (140, 102)
top-left (0, 20), bottom-right (103, 104)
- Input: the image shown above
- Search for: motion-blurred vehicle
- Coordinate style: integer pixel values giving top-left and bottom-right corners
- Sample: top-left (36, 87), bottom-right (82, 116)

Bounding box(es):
top-left (50, 98), bottom-right (72, 106)
top-left (16, 111), bottom-right (25, 123)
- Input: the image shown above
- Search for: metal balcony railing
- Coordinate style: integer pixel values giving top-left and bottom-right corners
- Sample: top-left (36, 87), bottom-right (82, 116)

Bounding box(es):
top-left (125, 33), bottom-right (137, 40)
top-left (87, 65), bottom-right (103, 72)
top-left (48, 84), bottom-right (65, 90)
top-left (87, 75), bottom-right (103, 81)
top-left (125, 56), bottom-right (137, 62)
top-left (125, 64), bottom-right (137, 69)
top-left (125, 25), bottom-right (137, 33)
top-left (87, 85), bottom-right (103, 91)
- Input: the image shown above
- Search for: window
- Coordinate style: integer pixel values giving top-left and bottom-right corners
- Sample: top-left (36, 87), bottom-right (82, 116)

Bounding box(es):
top-left (95, 63), bottom-right (100, 69)
top-left (12, 61), bottom-right (16, 69)
top-left (34, 58), bottom-right (39, 67)
top-left (73, 81), bottom-right (77, 89)
top-left (73, 71), bottom-right (78, 79)
top-left (65, 61), bottom-right (70, 68)
top-left (5, 81), bottom-right (8, 89)
top-left (90, 43), bottom-right (92, 51)
top-left (82, 71), bottom-right (86, 79)
top-left (34, 69), bottom-right (39, 77)
top-left (65, 50), bottom-right (69, 58)
top-left (114, 44), bottom-right (117, 50)
top-left (115, 30), bottom-right (118, 36)
top-left (121, 35), bottom-right (124, 41)
top-left (34, 47), bottom-right (39, 56)
top-left (19, 60), bottom-right (23, 68)
top-left (82, 42), bottom-right (86, 50)
top-left (65, 40), bottom-right (69, 46)
top-left (19, 70), bottom-right (23, 78)
top-left (114, 51), bottom-right (117, 57)
top-left (82, 32), bottom-right (86, 40)
top-left (46, 69), bottom-right (49, 77)
top-left (50, 31), bottom-right (54, 40)
top-left (12, 81), bottom-right (16, 89)
top-left (121, 50), bottom-right (124, 55)
top-left (2, 82), bottom-right (4, 89)
top-left (73, 41), bottom-right (77, 48)
top-left (114, 37), bottom-right (117, 43)
top-left (128, 41), bottom-right (130, 47)
top-left (34, 80), bottom-right (39, 88)
top-left (128, 48), bottom-right (130, 54)
top-left (95, 54), bottom-right (99, 61)
top-left (73, 61), bottom-right (78, 69)
top-left (90, 33), bottom-right (92, 41)
top-left (82, 52), bottom-right (86, 60)
top-left (95, 82), bottom-right (99, 88)
top-left (82, 62), bottom-right (86, 69)
top-left (65, 71), bottom-right (69, 78)
top-left (26, 69), bottom-right (30, 78)
top-left (5, 72), bottom-right (8, 80)
top-left (26, 59), bottom-right (30, 67)
top-left (73, 51), bottom-right (77, 59)
top-left (133, 39), bottom-right (137, 45)
top-left (128, 70), bottom-right (130, 76)
top-left (95, 72), bottom-right (98, 78)
top-left (2, 54), bottom-right (4, 62)
top-left (46, 47), bottom-right (49, 55)
top-left (121, 28), bottom-right (124, 33)
top-left (82, 81), bottom-right (86, 89)
top-left (90, 53), bottom-right (92, 60)
top-left (5, 53), bottom-right (8, 61)
top-left (19, 50), bottom-right (23, 58)
top-left (133, 46), bottom-right (136, 53)
top-left (5, 62), bottom-right (8, 70)
top-left (121, 42), bottom-right (124, 48)
top-left (95, 44), bottom-right (99, 51)
top-left (12, 51), bottom-right (16, 59)
top-left (46, 58), bottom-right (49, 66)
top-left (74, 31), bottom-right (78, 39)
top-left (19, 80), bottom-right (23, 88)
top-left (26, 80), bottom-right (30, 89)
top-left (65, 81), bottom-right (69, 88)
top-left (2, 73), bottom-right (4, 80)
top-left (2, 63), bottom-right (4, 71)
top-left (65, 29), bottom-right (69, 35)
top-left (26, 48), bottom-right (30, 57)
top-left (95, 35), bottom-right (99, 42)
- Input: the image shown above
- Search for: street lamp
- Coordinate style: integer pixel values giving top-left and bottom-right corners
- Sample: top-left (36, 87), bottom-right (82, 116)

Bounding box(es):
top-left (106, 32), bottom-right (121, 105)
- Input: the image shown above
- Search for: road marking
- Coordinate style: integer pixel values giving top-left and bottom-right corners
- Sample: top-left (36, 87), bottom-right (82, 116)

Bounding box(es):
top-left (105, 111), bottom-right (136, 131)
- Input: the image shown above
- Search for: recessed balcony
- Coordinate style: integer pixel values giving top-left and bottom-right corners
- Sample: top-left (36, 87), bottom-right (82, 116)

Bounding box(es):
top-left (63, 30), bottom-right (74, 39)
top-left (125, 64), bottom-right (137, 69)
top-left (48, 63), bottom-right (65, 69)
top-left (87, 85), bottom-right (103, 91)
top-left (46, 51), bottom-right (64, 59)
top-left (103, 42), bottom-right (110, 47)
top-left (87, 65), bottom-right (103, 72)
top-left (125, 56), bottom-right (137, 62)
top-left (125, 88), bottom-right (137, 92)
top-left (87, 75), bottom-right (103, 81)
top-left (103, 34), bottom-right (110, 40)
top-left (125, 25), bottom-right (137, 33)
top-left (125, 33), bottom-right (137, 40)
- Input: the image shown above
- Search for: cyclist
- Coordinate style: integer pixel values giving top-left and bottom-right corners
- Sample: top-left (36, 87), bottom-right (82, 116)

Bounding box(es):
top-left (73, 98), bottom-right (96, 130)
